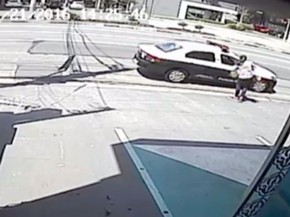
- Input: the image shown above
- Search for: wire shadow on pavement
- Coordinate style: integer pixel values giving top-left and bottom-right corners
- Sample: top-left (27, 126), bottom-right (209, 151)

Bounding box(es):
top-left (72, 21), bottom-right (124, 70)
top-left (0, 67), bottom-right (134, 89)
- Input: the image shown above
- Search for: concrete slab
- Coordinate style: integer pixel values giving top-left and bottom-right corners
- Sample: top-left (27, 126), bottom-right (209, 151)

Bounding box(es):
top-left (0, 115), bottom-right (120, 205)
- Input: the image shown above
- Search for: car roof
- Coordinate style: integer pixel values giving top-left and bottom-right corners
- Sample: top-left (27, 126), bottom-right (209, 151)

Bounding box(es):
top-left (171, 40), bottom-right (229, 53)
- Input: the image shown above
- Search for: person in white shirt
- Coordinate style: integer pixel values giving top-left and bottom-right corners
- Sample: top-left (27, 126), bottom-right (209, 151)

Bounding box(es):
top-left (234, 55), bottom-right (255, 102)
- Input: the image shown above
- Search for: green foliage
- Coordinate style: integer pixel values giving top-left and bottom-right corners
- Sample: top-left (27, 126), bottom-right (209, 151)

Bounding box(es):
top-left (178, 21), bottom-right (188, 29)
top-left (195, 25), bottom-right (204, 30)
top-left (227, 23), bottom-right (237, 30)
top-left (226, 23), bottom-right (253, 31)
top-left (225, 20), bottom-right (237, 25)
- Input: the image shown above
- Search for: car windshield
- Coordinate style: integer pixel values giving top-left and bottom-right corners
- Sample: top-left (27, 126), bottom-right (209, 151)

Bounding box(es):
top-left (0, 2), bottom-right (290, 217)
top-left (155, 42), bottom-right (182, 52)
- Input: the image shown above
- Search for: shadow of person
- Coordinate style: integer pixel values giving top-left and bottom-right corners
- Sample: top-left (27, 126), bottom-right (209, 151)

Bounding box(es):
top-left (244, 96), bottom-right (258, 103)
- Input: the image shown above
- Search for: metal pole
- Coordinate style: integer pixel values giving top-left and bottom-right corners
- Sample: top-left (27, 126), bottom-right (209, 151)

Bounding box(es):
top-left (149, 0), bottom-right (154, 18)
top-left (283, 18), bottom-right (290, 42)
top-left (29, 0), bottom-right (36, 13)
top-left (239, 7), bottom-right (245, 24)
top-left (95, 0), bottom-right (101, 9)
top-left (144, 0), bottom-right (148, 10)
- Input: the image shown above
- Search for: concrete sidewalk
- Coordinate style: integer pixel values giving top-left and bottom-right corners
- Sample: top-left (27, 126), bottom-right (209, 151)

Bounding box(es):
top-left (0, 82), bottom-right (288, 200)
top-left (0, 80), bottom-right (288, 216)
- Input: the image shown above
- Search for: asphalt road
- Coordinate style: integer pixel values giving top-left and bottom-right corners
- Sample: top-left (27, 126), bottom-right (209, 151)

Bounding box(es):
top-left (0, 22), bottom-right (290, 80)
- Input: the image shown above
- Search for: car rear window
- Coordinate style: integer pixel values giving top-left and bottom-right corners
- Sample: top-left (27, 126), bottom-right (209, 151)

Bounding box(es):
top-left (155, 42), bottom-right (182, 52)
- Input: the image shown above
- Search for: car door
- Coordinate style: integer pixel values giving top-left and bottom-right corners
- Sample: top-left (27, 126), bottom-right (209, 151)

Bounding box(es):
top-left (216, 54), bottom-right (239, 83)
top-left (184, 51), bottom-right (218, 81)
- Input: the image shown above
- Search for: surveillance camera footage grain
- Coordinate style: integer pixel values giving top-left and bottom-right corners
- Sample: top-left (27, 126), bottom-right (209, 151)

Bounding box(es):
top-left (0, 1), bottom-right (290, 217)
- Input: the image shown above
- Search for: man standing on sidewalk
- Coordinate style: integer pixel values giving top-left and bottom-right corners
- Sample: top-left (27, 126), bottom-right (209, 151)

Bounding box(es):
top-left (234, 55), bottom-right (255, 102)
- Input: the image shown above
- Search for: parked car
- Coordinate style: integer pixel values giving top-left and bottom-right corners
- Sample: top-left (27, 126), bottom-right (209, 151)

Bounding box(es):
top-left (45, 0), bottom-right (63, 9)
top-left (5, 0), bottom-right (23, 7)
top-left (69, 1), bottom-right (84, 10)
top-left (254, 24), bottom-right (270, 33)
top-left (134, 40), bottom-right (277, 93)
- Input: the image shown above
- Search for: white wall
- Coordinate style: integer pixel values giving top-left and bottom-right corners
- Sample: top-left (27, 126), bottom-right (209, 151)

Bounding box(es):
top-left (134, 0), bottom-right (182, 17)
top-left (178, 1), bottom-right (238, 20)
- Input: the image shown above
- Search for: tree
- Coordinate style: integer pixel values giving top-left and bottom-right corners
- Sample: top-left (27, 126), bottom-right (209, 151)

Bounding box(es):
top-left (178, 21), bottom-right (188, 30)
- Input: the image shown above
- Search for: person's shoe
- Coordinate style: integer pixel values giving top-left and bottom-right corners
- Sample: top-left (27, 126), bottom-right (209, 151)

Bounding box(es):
top-left (239, 97), bottom-right (246, 103)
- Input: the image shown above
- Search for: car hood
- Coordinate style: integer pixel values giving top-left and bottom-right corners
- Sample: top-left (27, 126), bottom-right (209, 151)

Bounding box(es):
top-left (252, 62), bottom-right (277, 80)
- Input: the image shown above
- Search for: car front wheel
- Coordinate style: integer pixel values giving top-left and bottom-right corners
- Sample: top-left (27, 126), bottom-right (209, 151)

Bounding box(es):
top-left (166, 69), bottom-right (189, 83)
top-left (252, 80), bottom-right (270, 93)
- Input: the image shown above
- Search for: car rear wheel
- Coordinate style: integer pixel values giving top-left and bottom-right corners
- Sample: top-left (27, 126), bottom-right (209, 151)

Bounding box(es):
top-left (252, 80), bottom-right (269, 93)
top-left (166, 69), bottom-right (189, 83)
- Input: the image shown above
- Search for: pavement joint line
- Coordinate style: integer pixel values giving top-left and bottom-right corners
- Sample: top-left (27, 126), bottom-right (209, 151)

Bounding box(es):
top-left (114, 128), bottom-right (173, 217)
top-left (255, 136), bottom-right (272, 146)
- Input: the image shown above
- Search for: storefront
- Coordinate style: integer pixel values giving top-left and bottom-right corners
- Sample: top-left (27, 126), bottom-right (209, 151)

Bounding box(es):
top-left (178, 1), bottom-right (238, 23)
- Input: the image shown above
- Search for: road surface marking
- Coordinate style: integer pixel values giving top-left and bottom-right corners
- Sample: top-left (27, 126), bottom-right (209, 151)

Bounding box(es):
top-left (115, 128), bottom-right (173, 217)
top-left (58, 141), bottom-right (65, 167)
top-left (256, 135), bottom-right (272, 146)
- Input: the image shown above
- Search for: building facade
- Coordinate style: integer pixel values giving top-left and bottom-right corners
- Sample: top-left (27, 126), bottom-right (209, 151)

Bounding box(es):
top-left (135, 0), bottom-right (290, 42)
top-left (135, 0), bottom-right (290, 17)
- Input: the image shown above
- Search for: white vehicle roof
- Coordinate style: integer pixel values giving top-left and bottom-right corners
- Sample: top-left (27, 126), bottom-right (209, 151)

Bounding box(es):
top-left (140, 40), bottom-right (239, 60)
top-left (139, 40), bottom-right (239, 62)
top-left (167, 40), bottom-right (239, 57)
top-left (173, 40), bottom-right (224, 52)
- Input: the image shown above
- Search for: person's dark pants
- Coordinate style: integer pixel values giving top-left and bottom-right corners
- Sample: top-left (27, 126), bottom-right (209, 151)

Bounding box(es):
top-left (235, 78), bottom-right (253, 100)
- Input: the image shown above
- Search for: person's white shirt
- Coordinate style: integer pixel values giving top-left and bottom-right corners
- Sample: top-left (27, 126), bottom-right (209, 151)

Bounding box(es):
top-left (237, 61), bottom-right (254, 79)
